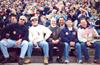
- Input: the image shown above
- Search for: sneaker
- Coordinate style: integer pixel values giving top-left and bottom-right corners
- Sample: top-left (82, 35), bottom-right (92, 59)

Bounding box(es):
top-left (24, 58), bottom-right (32, 64)
top-left (44, 57), bottom-right (48, 65)
top-left (94, 60), bottom-right (100, 64)
top-left (18, 58), bottom-right (24, 65)
top-left (64, 60), bottom-right (69, 64)
top-left (56, 58), bottom-right (63, 63)
top-left (78, 60), bottom-right (83, 64)
top-left (1, 58), bottom-right (9, 64)
top-left (94, 60), bottom-right (97, 63)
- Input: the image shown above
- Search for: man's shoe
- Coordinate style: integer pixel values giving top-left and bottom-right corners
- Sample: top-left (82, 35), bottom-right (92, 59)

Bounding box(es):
top-left (78, 60), bottom-right (83, 64)
top-left (24, 58), bottom-right (32, 64)
top-left (94, 60), bottom-right (100, 64)
top-left (1, 58), bottom-right (9, 64)
top-left (64, 60), bottom-right (69, 64)
top-left (56, 58), bottom-right (63, 63)
top-left (44, 57), bottom-right (48, 65)
top-left (18, 58), bottom-right (24, 65)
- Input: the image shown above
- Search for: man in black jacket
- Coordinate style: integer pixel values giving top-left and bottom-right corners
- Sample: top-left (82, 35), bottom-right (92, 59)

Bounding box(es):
top-left (0, 15), bottom-right (29, 65)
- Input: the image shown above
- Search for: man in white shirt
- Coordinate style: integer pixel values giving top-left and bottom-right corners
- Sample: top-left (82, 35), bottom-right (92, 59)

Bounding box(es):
top-left (77, 18), bottom-right (100, 64)
top-left (25, 16), bottom-right (52, 65)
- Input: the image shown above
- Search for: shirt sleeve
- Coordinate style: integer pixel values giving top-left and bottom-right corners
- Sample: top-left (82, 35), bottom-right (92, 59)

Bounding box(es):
top-left (28, 28), bottom-right (34, 42)
top-left (42, 25), bottom-right (52, 40)
top-left (77, 28), bottom-right (87, 42)
top-left (22, 27), bottom-right (28, 41)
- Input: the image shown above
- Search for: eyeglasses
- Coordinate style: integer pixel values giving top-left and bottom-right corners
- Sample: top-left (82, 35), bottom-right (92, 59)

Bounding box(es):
top-left (20, 18), bottom-right (25, 21)
top-left (31, 18), bottom-right (38, 21)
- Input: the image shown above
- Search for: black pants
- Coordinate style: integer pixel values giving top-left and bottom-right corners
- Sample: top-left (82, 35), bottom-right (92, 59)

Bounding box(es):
top-left (49, 42), bottom-right (65, 60)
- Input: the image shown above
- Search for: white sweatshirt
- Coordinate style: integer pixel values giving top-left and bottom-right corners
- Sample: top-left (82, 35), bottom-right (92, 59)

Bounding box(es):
top-left (29, 24), bottom-right (52, 43)
top-left (77, 27), bottom-right (99, 43)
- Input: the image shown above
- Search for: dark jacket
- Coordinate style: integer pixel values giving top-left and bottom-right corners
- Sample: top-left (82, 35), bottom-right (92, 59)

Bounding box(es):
top-left (95, 19), bottom-right (100, 29)
top-left (2, 23), bottom-right (28, 41)
top-left (60, 27), bottom-right (78, 43)
top-left (48, 26), bottom-right (61, 41)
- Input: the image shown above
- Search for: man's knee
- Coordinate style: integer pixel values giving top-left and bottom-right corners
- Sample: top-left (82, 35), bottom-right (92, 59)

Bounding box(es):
top-left (64, 42), bottom-right (69, 47)
top-left (0, 39), bottom-right (6, 46)
top-left (21, 40), bottom-right (29, 47)
top-left (76, 43), bottom-right (81, 47)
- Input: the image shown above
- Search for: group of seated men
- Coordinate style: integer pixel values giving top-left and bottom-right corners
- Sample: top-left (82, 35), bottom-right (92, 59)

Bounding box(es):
top-left (0, 15), bottom-right (100, 65)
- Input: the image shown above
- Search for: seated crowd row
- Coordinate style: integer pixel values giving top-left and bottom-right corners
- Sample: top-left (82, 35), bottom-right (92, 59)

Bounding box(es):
top-left (0, 15), bottom-right (100, 65)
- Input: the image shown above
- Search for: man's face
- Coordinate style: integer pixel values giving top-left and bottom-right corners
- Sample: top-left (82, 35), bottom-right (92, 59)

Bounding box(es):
top-left (31, 18), bottom-right (38, 26)
top-left (66, 20), bottom-right (73, 27)
top-left (59, 18), bottom-right (65, 25)
top-left (80, 19), bottom-right (88, 28)
top-left (50, 20), bottom-right (57, 27)
top-left (10, 16), bottom-right (17, 23)
top-left (18, 18), bottom-right (25, 25)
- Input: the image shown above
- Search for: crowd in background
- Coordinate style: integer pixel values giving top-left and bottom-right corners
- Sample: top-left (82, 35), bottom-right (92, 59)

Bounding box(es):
top-left (0, 0), bottom-right (100, 28)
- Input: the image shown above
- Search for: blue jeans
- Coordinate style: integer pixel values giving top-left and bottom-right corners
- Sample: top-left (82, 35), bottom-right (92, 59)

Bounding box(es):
top-left (0, 39), bottom-right (28, 58)
top-left (96, 29), bottom-right (100, 35)
top-left (81, 41), bottom-right (100, 60)
top-left (27, 40), bottom-right (49, 57)
top-left (64, 42), bottom-right (82, 61)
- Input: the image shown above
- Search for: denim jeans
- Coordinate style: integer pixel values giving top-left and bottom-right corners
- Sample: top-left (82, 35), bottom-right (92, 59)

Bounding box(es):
top-left (81, 41), bottom-right (100, 60)
top-left (96, 29), bottom-right (100, 35)
top-left (64, 42), bottom-right (82, 61)
top-left (0, 39), bottom-right (28, 58)
top-left (49, 42), bottom-right (65, 60)
top-left (27, 40), bottom-right (49, 57)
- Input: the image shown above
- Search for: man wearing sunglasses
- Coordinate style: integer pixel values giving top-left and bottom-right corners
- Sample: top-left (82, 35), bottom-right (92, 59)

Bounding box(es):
top-left (0, 15), bottom-right (29, 65)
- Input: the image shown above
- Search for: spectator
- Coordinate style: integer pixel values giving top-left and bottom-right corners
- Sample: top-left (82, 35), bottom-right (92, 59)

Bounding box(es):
top-left (60, 19), bottom-right (82, 63)
top-left (0, 15), bottom-right (29, 65)
top-left (77, 18), bottom-right (100, 63)
top-left (48, 18), bottom-right (65, 63)
top-left (0, 0), bottom-right (100, 64)
top-left (25, 16), bottom-right (52, 65)
top-left (58, 17), bottom-right (66, 30)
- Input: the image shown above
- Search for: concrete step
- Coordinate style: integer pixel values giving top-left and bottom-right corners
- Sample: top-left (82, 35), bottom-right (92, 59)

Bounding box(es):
top-left (24, 56), bottom-right (95, 63)
top-left (0, 63), bottom-right (99, 65)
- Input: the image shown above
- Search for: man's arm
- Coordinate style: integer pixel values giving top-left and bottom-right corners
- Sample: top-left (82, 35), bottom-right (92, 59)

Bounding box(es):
top-left (43, 26), bottom-right (52, 40)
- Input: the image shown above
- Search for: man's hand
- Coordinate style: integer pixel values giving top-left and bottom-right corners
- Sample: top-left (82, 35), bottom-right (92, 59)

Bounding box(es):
top-left (32, 41), bottom-right (39, 47)
top-left (16, 39), bottom-right (22, 46)
top-left (70, 41), bottom-right (75, 47)
top-left (52, 39), bottom-right (59, 44)
top-left (86, 41), bottom-right (92, 46)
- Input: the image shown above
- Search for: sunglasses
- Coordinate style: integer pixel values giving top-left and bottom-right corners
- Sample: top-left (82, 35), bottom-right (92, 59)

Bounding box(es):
top-left (20, 18), bottom-right (25, 21)
top-left (31, 18), bottom-right (38, 21)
